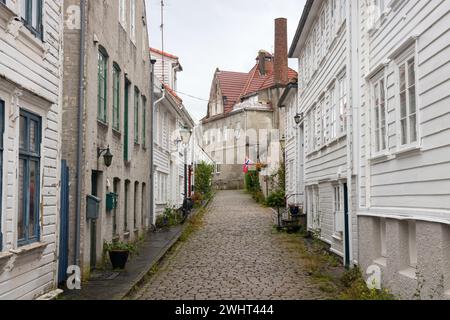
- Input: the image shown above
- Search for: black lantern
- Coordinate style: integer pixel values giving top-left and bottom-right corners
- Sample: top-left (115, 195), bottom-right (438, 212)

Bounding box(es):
top-left (294, 113), bottom-right (302, 125)
top-left (98, 146), bottom-right (113, 168)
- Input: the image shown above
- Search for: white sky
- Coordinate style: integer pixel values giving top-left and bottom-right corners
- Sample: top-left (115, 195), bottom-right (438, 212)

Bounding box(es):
top-left (146, 0), bottom-right (307, 122)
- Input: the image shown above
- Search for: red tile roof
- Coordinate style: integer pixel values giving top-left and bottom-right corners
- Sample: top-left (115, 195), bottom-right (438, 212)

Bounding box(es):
top-left (149, 47), bottom-right (179, 60)
top-left (163, 83), bottom-right (183, 104)
top-left (216, 71), bottom-right (250, 113)
top-left (215, 52), bottom-right (298, 114)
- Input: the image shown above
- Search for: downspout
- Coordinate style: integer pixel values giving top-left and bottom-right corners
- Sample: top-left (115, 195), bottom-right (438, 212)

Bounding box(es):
top-left (75, 0), bottom-right (86, 266)
top-left (149, 59), bottom-right (156, 228)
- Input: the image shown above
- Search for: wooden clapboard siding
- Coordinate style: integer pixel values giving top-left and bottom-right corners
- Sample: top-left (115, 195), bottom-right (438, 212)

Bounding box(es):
top-left (359, 0), bottom-right (450, 218)
top-left (0, 0), bottom-right (63, 300)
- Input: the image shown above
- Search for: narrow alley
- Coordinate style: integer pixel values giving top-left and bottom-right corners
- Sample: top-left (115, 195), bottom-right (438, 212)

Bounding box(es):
top-left (133, 191), bottom-right (330, 300)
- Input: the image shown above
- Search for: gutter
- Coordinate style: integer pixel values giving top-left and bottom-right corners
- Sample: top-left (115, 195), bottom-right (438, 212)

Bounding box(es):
top-left (75, 0), bottom-right (86, 267)
top-left (288, 0), bottom-right (314, 58)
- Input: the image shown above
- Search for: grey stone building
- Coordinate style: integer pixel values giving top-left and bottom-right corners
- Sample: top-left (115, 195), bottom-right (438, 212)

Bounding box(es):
top-left (201, 18), bottom-right (297, 191)
top-left (62, 0), bottom-right (151, 277)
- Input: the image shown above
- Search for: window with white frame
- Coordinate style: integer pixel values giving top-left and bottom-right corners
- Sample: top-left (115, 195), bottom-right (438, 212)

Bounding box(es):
top-left (372, 74), bottom-right (388, 153)
top-left (338, 74), bottom-right (347, 135)
top-left (20, 0), bottom-right (43, 39)
top-left (307, 107), bottom-right (316, 153)
top-left (333, 183), bottom-right (344, 234)
top-left (306, 186), bottom-right (320, 230)
top-left (398, 53), bottom-right (418, 146)
top-left (156, 172), bottom-right (168, 203)
top-left (329, 84), bottom-right (337, 140)
top-left (317, 97), bottom-right (325, 147)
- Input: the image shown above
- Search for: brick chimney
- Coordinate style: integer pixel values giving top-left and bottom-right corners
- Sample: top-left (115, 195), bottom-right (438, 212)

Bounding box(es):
top-left (274, 18), bottom-right (289, 85)
top-left (258, 50), bottom-right (267, 75)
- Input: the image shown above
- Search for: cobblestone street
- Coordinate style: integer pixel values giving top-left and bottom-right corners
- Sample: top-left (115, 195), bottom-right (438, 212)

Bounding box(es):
top-left (133, 190), bottom-right (331, 300)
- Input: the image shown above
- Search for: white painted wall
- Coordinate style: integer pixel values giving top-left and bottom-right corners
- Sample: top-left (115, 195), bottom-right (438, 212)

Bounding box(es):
top-left (0, 0), bottom-right (63, 299)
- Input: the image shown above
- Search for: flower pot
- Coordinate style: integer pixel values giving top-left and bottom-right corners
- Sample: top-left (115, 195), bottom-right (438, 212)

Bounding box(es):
top-left (289, 206), bottom-right (300, 216)
top-left (109, 250), bottom-right (129, 270)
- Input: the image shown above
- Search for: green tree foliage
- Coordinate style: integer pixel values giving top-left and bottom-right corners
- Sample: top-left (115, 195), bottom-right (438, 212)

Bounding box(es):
top-left (195, 162), bottom-right (214, 199)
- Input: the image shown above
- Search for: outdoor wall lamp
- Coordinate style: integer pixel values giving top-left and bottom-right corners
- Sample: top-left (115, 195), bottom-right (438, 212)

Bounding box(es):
top-left (98, 145), bottom-right (113, 168)
top-left (180, 126), bottom-right (192, 145)
top-left (280, 135), bottom-right (286, 151)
top-left (294, 113), bottom-right (303, 125)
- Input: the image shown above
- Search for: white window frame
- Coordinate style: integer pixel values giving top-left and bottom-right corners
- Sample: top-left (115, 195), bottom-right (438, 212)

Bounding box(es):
top-left (338, 73), bottom-right (347, 136)
top-left (333, 182), bottom-right (344, 235)
top-left (371, 72), bottom-right (388, 156)
top-left (329, 83), bottom-right (337, 141)
top-left (395, 46), bottom-right (419, 150)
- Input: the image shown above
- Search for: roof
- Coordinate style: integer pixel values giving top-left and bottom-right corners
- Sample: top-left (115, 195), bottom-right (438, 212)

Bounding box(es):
top-left (214, 52), bottom-right (298, 114)
top-left (289, 0), bottom-right (314, 58)
top-left (149, 47), bottom-right (179, 60)
top-left (278, 80), bottom-right (298, 108)
top-left (163, 83), bottom-right (183, 104)
top-left (216, 70), bottom-right (249, 113)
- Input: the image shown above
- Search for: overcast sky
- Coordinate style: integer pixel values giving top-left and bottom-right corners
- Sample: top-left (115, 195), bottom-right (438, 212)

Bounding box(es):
top-left (146, 0), bottom-right (307, 122)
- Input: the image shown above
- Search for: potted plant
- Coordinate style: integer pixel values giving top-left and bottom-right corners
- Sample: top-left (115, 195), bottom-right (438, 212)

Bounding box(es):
top-left (289, 204), bottom-right (300, 216)
top-left (104, 240), bottom-right (137, 270)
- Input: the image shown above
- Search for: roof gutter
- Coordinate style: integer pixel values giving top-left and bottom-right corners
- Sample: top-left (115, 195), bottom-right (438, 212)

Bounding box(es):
top-left (288, 0), bottom-right (314, 58)
top-left (278, 82), bottom-right (298, 108)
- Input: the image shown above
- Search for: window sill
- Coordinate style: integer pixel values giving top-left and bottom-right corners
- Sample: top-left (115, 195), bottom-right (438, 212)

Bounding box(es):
top-left (392, 145), bottom-right (422, 158)
top-left (0, 251), bottom-right (13, 263)
top-left (332, 233), bottom-right (343, 241)
top-left (373, 257), bottom-right (387, 267)
top-left (123, 232), bottom-right (130, 238)
top-left (369, 151), bottom-right (390, 163)
top-left (97, 119), bottom-right (109, 128)
top-left (399, 267), bottom-right (417, 280)
top-left (10, 242), bottom-right (48, 256)
top-left (112, 128), bottom-right (121, 137)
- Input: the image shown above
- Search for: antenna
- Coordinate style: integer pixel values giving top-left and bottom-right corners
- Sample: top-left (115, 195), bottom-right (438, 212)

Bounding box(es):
top-left (160, 0), bottom-right (165, 85)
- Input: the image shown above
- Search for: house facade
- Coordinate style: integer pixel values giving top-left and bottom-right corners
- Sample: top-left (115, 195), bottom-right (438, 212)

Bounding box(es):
top-left (62, 0), bottom-right (151, 277)
top-left (150, 48), bottom-right (195, 220)
top-left (278, 81), bottom-right (303, 209)
top-left (289, 0), bottom-right (358, 266)
top-left (290, 0), bottom-right (450, 298)
top-left (357, 0), bottom-right (450, 299)
top-left (202, 18), bottom-right (297, 191)
top-left (0, 0), bottom-right (64, 299)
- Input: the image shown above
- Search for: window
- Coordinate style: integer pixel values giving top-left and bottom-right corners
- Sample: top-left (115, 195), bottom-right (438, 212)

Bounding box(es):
top-left (307, 107), bottom-right (316, 153)
top-left (333, 184), bottom-right (344, 234)
top-left (124, 180), bottom-right (130, 232)
top-left (398, 56), bottom-right (418, 146)
top-left (18, 110), bottom-right (41, 246)
top-left (119, 0), bottom-right (126, 26)
top-left (141, 183), bottom-right (146, 228)
top-left (380, 218), bottom-right (387, 258)
top-left (156, 172), bottom-right (168, 203)
top-left (307, 186), bottom-right (320, 230)
top-left (130, 0), bottom-right (136, 42)
top-left (20, 0), bottom-right (43, 38)
top-left (124, 79), bottom-right (130, 161)
top-left (134, 182), bottom-right (138, 230)
top-left (408, 221), bottom-right (417, 268)
top-left (112, 64), bottom-right (121, 131)
top-left (338, 75), bottom-right (347, 134)
top-left (113, 178), bottom-right (120, 235)
top-left (372, 76), bottom-right (388, 153)
top-left (142, 96), bottom-right (147, 147)
top-left (0, 100), bottom-right (4, 249)
top-left (97, 49), bottom-right (108, 123)
top-left (329, 85), bottom-right (337, 140)
top-left (134, 87), bottom-right (139, 144)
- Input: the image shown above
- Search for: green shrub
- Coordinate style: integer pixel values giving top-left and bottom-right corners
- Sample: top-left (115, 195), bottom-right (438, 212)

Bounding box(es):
top-left (245, 171), bottom-right (261, 193)
top-left (195, 162), bottom-right (214, 199)
top-left (266, 189), bottom-right (286, 208)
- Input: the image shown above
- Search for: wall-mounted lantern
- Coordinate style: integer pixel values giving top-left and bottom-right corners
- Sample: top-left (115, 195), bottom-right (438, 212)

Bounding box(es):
top-left (98, 145), bottom-right (113, 168)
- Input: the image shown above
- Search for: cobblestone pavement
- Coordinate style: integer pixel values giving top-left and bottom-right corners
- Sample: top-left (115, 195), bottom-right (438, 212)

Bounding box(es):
top-left (133, 190), bottom-right (330, 300)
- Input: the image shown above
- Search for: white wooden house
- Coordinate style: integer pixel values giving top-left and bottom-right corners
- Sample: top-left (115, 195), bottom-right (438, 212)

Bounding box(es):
top-left (357, 0), bottom-right (450, 299)
top-left (289, 0), bottom-right (358, 266)
top-left (151, 49), bottom-right (195, 221)
top-left (0, 0), bottom-right (63, 299)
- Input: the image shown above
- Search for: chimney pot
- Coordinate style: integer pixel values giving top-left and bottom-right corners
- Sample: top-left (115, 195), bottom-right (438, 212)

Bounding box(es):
top-left (274, 18), bottom-right (289, 85)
